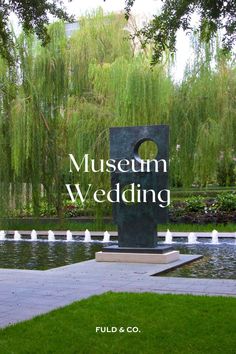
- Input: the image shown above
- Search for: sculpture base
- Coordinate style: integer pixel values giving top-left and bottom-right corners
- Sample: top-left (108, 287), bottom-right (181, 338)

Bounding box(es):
top-left (102, 245), bottom-right (173, 254)
top-left (96, 250), bottom-right (180, 264)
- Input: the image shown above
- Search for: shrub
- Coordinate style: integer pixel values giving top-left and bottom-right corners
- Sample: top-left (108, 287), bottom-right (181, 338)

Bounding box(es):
top-left (63, 200), bottom-right (95, 217)
top-left (215, 193), bottom-right (236, 212)
top-left (184, 196), bottom-right (205, 212)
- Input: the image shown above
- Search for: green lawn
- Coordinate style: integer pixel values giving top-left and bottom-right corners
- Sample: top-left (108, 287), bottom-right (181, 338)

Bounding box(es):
top-left (0, 292), bottom-right (235, 354)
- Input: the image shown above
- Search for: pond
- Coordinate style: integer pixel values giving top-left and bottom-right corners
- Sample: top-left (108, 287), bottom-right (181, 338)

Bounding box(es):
top-left (159, 240), bottom-right (236, 279)
top-left (0, 240), bottom-right (103, 270)
top-left (0, 239), bottom-right (235, 279)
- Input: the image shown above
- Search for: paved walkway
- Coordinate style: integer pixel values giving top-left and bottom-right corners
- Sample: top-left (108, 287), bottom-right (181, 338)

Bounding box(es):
top-left (0, 255), bottom-right (235, 328)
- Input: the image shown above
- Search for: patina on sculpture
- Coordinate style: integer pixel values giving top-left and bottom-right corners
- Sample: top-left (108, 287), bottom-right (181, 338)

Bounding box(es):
top-left (103, 125), bottom-right (171, 254)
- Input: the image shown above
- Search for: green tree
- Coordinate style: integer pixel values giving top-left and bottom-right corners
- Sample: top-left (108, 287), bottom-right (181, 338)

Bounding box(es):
top-left (0, 0), bottom-right (73, 62)
top-left (125, 0), bottom-right (236, 64)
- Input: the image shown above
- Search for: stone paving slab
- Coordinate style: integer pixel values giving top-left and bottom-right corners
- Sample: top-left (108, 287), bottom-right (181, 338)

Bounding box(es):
top-left (0, 256), bottom-right (235, 328)
top-left (5, 231), bottom-right (236, 238)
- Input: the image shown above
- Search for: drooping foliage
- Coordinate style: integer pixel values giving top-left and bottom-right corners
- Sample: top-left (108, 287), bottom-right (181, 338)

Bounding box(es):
top-left (0, 10), bottom-right (235, 219)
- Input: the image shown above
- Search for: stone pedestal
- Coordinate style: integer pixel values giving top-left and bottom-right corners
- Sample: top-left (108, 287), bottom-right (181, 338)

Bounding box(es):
top-left (96, 250), bottom-right (180, 264)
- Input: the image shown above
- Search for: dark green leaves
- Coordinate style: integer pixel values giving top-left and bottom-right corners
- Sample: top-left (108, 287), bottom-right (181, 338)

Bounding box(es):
top-left (0, 0), bottom-right (74, 63)
top-left (125, 0), bottom-right (236, 64)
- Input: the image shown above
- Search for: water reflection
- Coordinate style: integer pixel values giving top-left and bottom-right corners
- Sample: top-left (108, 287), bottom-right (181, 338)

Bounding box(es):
top-left (0, 239), bottom-right (235, 279)
top-left (161, 242), bottom-right (236, 279)
top-left (0, 240), bottom-right (106, 270)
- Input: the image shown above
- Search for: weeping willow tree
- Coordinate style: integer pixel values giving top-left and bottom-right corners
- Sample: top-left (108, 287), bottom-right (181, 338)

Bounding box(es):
top-left (90, 37), bottom-right (236, 188)
top-left (170, 38), bottom-right (236, 187)
top-left (0, 56), bottom-right (17, 219)
top-left (0, 10), bottom-right (133, 220)
top-left (89, 55), bottom-right (173, 125)
top-left (0, 9), bottom-right (235, 221)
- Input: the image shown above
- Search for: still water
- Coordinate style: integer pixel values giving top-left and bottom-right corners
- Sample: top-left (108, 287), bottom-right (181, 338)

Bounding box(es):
top-left (161, 241), bottom-right (236, 279)
top-left (0, 240), bottom-right (103, 270)
top-left (0, 239), bottom-right (235, 279)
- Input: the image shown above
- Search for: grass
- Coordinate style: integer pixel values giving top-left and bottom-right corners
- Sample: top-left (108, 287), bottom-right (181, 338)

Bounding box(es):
top-left (0, 292), bottom-right (235, 354)
top-left (1, 220), bottom-right (236, 232)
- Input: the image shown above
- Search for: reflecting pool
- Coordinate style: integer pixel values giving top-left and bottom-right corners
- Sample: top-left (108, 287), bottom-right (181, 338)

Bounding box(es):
top-left (0, 238), bottom-right (235, 279)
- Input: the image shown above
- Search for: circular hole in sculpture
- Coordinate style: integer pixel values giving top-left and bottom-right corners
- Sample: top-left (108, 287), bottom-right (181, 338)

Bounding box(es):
top-left (135, 139), bottom-right (158, 162)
